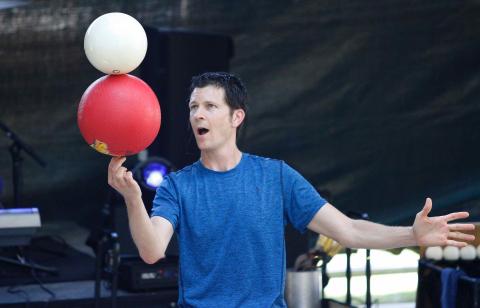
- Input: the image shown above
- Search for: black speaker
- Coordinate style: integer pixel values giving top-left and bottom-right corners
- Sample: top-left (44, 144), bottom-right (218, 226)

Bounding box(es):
top-left (139, 27), bottom-right (234, 169)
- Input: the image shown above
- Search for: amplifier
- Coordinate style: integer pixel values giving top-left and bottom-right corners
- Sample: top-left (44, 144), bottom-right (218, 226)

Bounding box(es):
top-left (118, 255), bottom-right (179, 292)
top-left (0, 207), bottom-right (41, 247)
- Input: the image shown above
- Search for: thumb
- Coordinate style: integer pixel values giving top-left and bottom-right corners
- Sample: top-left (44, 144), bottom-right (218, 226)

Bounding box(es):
top-left (419, 197), bottom-right (432, 217)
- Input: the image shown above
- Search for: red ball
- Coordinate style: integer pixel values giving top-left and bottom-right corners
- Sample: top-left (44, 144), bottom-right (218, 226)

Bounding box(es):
top-left (77, 74), bottom-right (161, 156)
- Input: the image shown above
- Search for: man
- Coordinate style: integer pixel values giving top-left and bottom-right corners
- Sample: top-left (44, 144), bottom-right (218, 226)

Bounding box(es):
top-left (108, 72), bottom-right (475, 307)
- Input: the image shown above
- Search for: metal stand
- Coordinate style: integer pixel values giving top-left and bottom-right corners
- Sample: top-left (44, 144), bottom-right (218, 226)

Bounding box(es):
top-left (345, 211), bottom-right (372, 308)
top-left (94, 231), bottom-right (120, 308)
top-left (0, 121), bottom-right (50, 276)
top-left (94, 235), bottom-right (107, 308)
top-left (366, 248), bottom-right (371, 308)
top-left (0, 121), bottom-right (46, 207)
top-left (107, 233), bottom-right (120, 308)
top-left (346, 248), bottom-right (352, 306)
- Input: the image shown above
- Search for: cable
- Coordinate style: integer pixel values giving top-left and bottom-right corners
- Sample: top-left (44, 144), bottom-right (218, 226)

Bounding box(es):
top-left (30, 268), bottom-right (57, 307)
top-left (7, 285), bottom-right (31, 308)
top-left (30, 267), bottom-right (56, 303)
top-left (12, 252), bottom-right (56, 304)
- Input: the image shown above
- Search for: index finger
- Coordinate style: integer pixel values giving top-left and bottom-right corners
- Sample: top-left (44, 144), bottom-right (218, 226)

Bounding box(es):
top-left (445, 211), bottom-right (470, 222)
top-left (108, 156), bottom-right (127, 172)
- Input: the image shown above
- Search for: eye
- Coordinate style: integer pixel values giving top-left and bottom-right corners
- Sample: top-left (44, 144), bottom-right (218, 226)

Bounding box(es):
top-left (207, 103), bottom-right (217, 109)
top-left (189, 105), bottom-right (198, 111)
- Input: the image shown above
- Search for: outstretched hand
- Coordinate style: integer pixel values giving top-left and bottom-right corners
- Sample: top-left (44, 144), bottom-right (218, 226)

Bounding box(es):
top-left (108, 156), bottom-right (142, 201)
top-left (413, 198), bottom-right (475, 247)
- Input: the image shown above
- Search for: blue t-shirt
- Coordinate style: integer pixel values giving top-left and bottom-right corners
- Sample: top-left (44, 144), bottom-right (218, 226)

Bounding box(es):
top-left (151, 153), bottom-right (326, 307)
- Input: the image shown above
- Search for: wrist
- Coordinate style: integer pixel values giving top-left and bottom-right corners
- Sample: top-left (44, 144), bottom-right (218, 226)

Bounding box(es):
top-left (409, 226), bottom-right (418, 246)
top-left (125, 194), bottom-right (143, 207)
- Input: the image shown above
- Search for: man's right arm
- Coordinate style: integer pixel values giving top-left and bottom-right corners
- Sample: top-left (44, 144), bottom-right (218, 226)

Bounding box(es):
top-left (108, 157), bottom-right (173, 264)
top-left (124, 195), bottom-right (174, 264)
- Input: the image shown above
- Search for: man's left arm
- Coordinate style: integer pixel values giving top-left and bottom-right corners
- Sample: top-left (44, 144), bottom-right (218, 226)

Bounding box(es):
top-left (307, 198), bottom-right (475, 249)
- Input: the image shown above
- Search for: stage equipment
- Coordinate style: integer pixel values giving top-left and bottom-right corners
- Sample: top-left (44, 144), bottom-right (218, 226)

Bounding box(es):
top-left (0, 207), bottom-right (57, 274)
top-left (94, 231), bottom-right (120, 308)
top-left (417, 259), bottom-right (480, 307)
top-left (345, 211), bottom-right (371, 308)
top-left (139, 28), bottom-right (233, 169)
top-left (0, 120), bottom-right (47, 207)
top-left (133, 156), bottom-right (175, 191)
top-left (118, 255), bottom-right (178, 292)
top-left (286, 269), bottom-right (321, 308)
top-left (0, 207), bottom-right (41, 247)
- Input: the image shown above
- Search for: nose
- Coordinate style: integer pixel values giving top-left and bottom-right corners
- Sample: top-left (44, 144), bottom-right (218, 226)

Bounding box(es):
top-left (191, 107), bottom-right (206, 121)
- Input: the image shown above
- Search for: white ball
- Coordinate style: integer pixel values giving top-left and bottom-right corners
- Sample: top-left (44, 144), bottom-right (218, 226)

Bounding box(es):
top-left (460, 245), bottom-right (476, 260)
top-left (443, 246), bottom-right (460, 261)
top-left (425, 246), bottom-right (443, 260)
top-left (84, 12), bottom-right (148, 75)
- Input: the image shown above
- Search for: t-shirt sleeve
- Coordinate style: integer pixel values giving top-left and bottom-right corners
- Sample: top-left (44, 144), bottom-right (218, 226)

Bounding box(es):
top-left (281, 161), bottom-right (327, 233)
top-left (150, 176), bottom-right (180, 231)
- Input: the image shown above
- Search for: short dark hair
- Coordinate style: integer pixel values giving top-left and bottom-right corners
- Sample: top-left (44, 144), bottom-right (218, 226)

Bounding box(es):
top-left (189, 72), bottom-right (248, 120)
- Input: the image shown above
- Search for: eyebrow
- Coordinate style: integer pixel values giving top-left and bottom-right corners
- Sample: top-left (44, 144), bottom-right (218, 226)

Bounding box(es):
top-left (188, 100), bottom-right (217, 106)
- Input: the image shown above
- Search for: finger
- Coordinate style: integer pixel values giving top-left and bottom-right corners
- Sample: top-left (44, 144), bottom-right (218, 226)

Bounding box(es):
top-left (108, 164), bottom-right (113, 184)
top-left (445, 240), bottom-right (469, 248)
top-left (108, 157), bottom-right (118, 171)
top-left (445, 212), bottom-right (470, 222)
top-left (119, 167), bottom-right (128, 178)
top-left (448, 231), bottom-right (476, 242)
top-left (114, 167), bottom-right (128, 185)
top-left (126, 171), bottom-right (137, 184)
top-left (449, 223), bottom-right (475, 231)
top-left (109, 158), bottom-right (125, 185)
top-left (108, 156), bottom-right (127, 172)
top-left (420, 198), bottom-right (432, 217)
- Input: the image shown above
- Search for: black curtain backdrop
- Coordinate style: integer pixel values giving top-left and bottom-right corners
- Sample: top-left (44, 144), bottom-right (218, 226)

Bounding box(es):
top-left (0, 0), bottom-right (478, 229)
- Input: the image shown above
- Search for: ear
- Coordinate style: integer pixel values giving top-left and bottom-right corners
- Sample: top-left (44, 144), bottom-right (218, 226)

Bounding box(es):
top-left (231, 109), bottom-right (245, 128)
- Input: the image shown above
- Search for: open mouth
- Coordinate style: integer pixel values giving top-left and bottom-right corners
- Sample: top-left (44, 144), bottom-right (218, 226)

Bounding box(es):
top-left (197, 128), bottom-right (209, 135)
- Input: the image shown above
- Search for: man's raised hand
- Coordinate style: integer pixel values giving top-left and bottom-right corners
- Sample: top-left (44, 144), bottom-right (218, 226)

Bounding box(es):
top-left (107, 156), bottom-right (142, 201)
top-left (413, 198), bottom-right (475, 247)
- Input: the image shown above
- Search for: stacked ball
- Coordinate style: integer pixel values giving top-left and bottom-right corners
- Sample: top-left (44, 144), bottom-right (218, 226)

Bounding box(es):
top-left (78, 13), bottom-right (161, 156)
top-left (425, 245), bottom-right (478, 261)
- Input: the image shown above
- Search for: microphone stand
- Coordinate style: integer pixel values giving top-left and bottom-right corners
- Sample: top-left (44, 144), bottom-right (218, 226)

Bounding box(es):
top-left (0, 121), bottom-right (51, 274)
top-left (362, 213), bottom-right (371, 308)
top-left (0, 120), bottom-right (46, 207)
top-left (346, 211), bottom-right (372, 308)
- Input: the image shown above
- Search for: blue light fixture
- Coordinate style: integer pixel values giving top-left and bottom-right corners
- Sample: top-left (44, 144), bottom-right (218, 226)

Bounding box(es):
top-left (134, 157), bottom-right (175, 191)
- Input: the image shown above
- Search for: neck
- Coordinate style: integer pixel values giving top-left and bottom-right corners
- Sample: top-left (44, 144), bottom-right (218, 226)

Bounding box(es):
top-left (200, 146), bottom-right (242, 172)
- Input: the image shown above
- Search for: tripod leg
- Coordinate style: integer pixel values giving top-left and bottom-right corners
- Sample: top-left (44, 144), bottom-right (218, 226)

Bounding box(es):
top-left (95, 236), bottom-right (108, 308)
top-left (346, 248), bottom-right (352, 305)
top-left (366, 249), bottom-right (371, 308)
top-left (108, 232), bottom-right (120, 308)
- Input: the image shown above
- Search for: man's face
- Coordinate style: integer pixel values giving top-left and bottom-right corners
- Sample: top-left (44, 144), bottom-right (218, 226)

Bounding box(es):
top-left (189, 85), bottom-right (240, 152)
